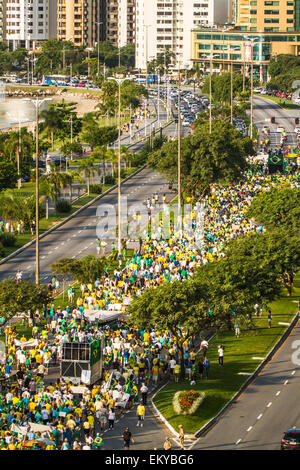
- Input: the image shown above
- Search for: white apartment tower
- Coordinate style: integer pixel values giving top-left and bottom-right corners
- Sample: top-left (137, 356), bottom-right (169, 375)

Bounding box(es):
top-left (135, 0), bottom-right (229, 71)
top-left (5, 0), bottom-right (57, 49)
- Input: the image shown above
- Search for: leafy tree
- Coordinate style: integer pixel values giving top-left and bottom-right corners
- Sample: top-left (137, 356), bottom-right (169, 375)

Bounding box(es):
top-left (81, 114), bottom-right (118, 150)
top-left (194, 233), bottom-right (283, 329)
top-left (247, 187), bottom-right (300, 232)
top-left (127, 280), bottom-right (212, 377)
top-left (148, 120), bottom-right (251, 198)
top-left (0, 161), bottom-right (18, 192)
top-left (52, 255), bottom-right (105, 284)
top-left (261, 229), bottom-right (300, 296)
top-left (201, 72), bottom-right (250, 105)
top-left (0, 280), bottom-right (50, 322)
top-left (78, 156), bottom-right (101, 195)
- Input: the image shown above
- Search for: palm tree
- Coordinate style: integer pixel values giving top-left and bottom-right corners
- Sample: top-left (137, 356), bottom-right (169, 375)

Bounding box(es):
top-left (120, 145), bottom-right (134, 170)
top-left (105, 148), bottom-right (118, 177)
top-left (78, 156), bottom-right (100, 195)
top-left (90, 145), bottom-right (107, 183)
top-left (3, 129), bottom-right (33, 188)
top-left (39, 176), bottom-right (57, 220)
top-left (40, 106), bottom-right (60, 151)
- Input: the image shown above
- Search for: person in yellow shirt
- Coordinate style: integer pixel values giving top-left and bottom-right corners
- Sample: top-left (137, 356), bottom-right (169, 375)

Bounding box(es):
top-left (136, 402), bottom-right (145, 427)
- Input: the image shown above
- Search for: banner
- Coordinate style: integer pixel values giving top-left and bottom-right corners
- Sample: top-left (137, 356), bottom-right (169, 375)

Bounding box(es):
top-left (90, 338), bottom-right (101, 367)
top-left (15, 339), bottom-right (38, 347)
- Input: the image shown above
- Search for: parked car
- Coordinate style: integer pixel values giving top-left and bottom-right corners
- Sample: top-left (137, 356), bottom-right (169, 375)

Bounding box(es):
top-left (281, 429), bottom-right (300, 450)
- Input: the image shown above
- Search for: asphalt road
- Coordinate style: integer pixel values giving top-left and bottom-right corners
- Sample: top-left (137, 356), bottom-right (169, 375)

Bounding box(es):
top-left (253, 95), bottom-right (299, 151)
top-left (191, 317), bottom-right (300, 450)
top-left (0, 168), bottom-right (174, 283)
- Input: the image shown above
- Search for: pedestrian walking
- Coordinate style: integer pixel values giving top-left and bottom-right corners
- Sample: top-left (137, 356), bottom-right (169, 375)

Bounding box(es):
top-left (200, 339), bottom-right (208, 358)
top-left (218, 345), bottom-right (224, 366)
top-left (163, 437), bottom-right (172, 450)
top-left (136, 401), bottom-right (145, 427)
top-left (108, 408), bottom-right (116, 430)
top-left (140, 383), bottom-right (148, 405)
top-left (122, 427), bottom-right (134, 450)
top-left (178, 425), bottom-right (184, 450)
top-left (268, 309), bottom-right (272, 328)
top-left (235, 320), bottom-right (240, 338)
top-left (203, 357), bottom-right (210, 379)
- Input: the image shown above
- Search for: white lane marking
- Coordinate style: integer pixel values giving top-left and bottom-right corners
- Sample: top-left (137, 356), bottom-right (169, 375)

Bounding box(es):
top-left (257, 414), bottom-right (263, 420)
top-left (27, 266), bottom-right (32, 269)
top-left (41, 256), bottom-right (45, 259)
top-left (55, 246), bottom-right (58, 250)
top-left (48, 251), bottom-right (53, 255)
top-left (291, 371), bottom-right (296, 376)
top-left (276, 391), bottom-right (280, 396)
top-left (247, 426), bottom-right (252, 432)
top-left (236, 439), bottom-right (241, 445)
top-left (267, 402), bottom-right (272, 408)
top-left (284, 380), bottom-right (288, 385)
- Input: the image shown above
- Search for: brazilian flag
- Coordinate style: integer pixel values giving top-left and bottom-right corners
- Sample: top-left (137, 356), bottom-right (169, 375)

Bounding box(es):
top-left (125, 380), bottom-right (132, 394)
top-left (268, 153), bottom-right (283, 166)
top-left (90, 339), bottom-right (101, 367)
top-left (110, 377), bottom-right (117, 389)
top-left (131, 384), bottom-right (139, 402)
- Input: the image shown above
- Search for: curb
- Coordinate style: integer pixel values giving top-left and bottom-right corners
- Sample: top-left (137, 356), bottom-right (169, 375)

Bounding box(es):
top-left (151, 314), bottom-right (299, 441)
top-left (194, 311), bottom-right (299, 439)
top-left (0, 165), bottom-right (146, 267)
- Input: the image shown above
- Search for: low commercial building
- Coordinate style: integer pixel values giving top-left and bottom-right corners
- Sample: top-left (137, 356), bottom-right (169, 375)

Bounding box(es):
top-left (191, 27), bottom-right (300, 81)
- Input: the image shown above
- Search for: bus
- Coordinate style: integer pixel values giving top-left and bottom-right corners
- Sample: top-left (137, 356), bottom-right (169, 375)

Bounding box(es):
top-left (134, 74), bottom-right (158, 84)
top-left (43, 75), bottom-right (70, 86)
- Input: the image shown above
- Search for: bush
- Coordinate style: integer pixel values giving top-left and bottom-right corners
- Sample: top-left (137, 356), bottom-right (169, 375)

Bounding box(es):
top-left (0, 233), bottom-right (16, 247)
top-left (89, 184), bottom-right (102, 195)
top-left (55, 199), bottom-right (72, 214)
top-left (104, 175), bottom-right (116, 185)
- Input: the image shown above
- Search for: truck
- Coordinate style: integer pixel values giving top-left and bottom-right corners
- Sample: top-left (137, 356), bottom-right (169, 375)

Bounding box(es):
top-left (60, 337), bottom-right (103, 385)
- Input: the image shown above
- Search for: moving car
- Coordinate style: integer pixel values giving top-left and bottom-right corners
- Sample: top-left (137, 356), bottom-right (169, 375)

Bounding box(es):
top-left (281, 429), bottom-right (300, 450)
top-left (276, 126), bottom-right (285, 133)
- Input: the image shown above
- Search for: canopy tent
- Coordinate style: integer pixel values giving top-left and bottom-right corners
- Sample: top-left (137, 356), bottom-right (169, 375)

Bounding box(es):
top-left (84, 310), bottom-right (123, 323)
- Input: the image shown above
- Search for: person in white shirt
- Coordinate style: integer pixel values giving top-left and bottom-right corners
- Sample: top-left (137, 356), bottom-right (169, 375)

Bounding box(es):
top-left (218, 345), bottom-right (224, 366)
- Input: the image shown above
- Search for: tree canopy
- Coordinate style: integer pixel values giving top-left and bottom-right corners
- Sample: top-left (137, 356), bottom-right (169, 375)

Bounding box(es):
top-left (0, 280), bottom-right (50, 322)
top-left (147, 120), bottom-right (252, 197)
top-left (247, 187), bottom-right (300, 232)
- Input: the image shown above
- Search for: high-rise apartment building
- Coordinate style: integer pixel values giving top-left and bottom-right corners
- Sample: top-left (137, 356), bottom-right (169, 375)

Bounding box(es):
top-left (5, 0), bottom-right (57, 49)
top-left (0, 0), bottom-right (6, 42)
top-left (236, 0), bottom-right (300, 32)
top-left (57, 0), bottom-right (105, 47)
top-left (135, 0), bottom-right (229, 71)
top-left (106, 0), bottom-right (136, 48)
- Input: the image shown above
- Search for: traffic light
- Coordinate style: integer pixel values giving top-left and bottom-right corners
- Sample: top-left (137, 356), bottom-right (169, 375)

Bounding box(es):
top-left (295, 117), bottom-right (299, 125)
top-left (271, 116), bottom-right (275, 124)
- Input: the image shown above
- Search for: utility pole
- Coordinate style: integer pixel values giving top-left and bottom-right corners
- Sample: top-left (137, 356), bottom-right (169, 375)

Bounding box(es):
top-left (24, 98), bottom-right (51, 285)
top-left (178, 70), bottom-right (182, 234)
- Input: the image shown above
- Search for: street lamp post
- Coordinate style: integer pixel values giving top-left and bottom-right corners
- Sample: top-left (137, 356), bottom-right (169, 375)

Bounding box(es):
top-left (203, 50), bottom-right (220, 134)
top-left (96, 22), bottom-right (103, 76)
top-left (177, 70), bottom-right (182, 234)
top-left (244, 36), bottom-right (259, 139)
top-left (107, 76), bottom-right (131, 266)
top-left (23, 98), bottom-right (51, 285)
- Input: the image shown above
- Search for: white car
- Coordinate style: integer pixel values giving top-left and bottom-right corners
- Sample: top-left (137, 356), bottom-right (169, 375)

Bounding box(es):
top-left (277, 126), bottom-right (285, 133)
top-left (254, 88), bottom-right (262, 93)
top-left (294, 126), bottom-right (300, 133)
